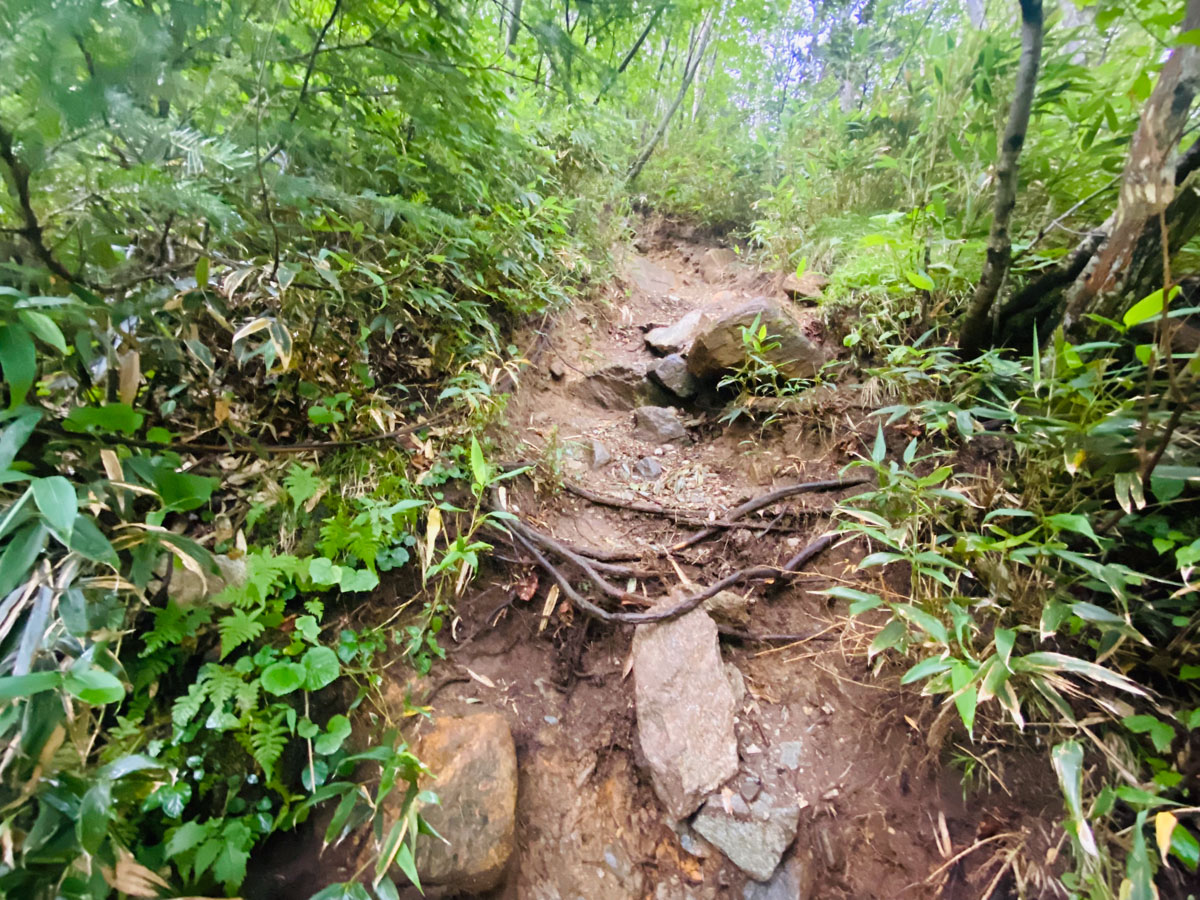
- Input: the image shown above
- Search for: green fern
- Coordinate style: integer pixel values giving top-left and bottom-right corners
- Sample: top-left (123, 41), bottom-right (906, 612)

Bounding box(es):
top-left (242, 709), bottom-right (289, 782)
top-left (141, 600), bottom-right (212, 656)
top-left (218, 609), bottom-right (265, 659)
top-left (172, 677), bottom-right (209, 730)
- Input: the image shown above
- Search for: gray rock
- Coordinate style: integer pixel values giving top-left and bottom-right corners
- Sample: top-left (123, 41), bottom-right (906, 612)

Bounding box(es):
top-left (169, 554), bottom-right (247, 607)
top-left (403, 713), bottom-right (517, 893)
top-left (633, 607), bottom-right (739, 819)
top-left (687, 299), bottom-right (824, 382)
top-left (704, 589), bottom-right (751, 627)
top-left (649, 353), bottom-right (699, 400)
top-left (692, 792), bottom-right (801, 882)
top-left (780, 271), bottom-right (829, 301)
top-left (743, 853), bottom-right (814, 900)
top-left (779, 741), bottom-right (804, 771)
top-left (589, 440), bottom-right (613, 469)
top-left (725, 663), bottom-right (747, 709)
top-left (570, 364), bottom-right (671, 411)
top-left (634, 457), bottom-right (664, 480)
top-left (633, 405), bottom-right (689, 445)
top-left (645, 310), bottom-right (708, 355)
top-left (739, 774), bottom-right (762, 803)
top-left (549, 359), bottom-right (567, 380)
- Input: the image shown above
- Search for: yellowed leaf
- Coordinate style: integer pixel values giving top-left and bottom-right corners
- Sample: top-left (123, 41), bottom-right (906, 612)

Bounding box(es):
top-left (422, 506), bottom-right (442, 574)
top-left (1156, 810), bottom-right (1177, 866)
top-left (100, 449), bottom-right (123, 482)
top-left (466, 668), bottom-right (495, 688)
top-left (118, 350), bottom-right (141, 405)
top-left (538, 584), bottom-right (560, 634)
top-left (214, 395), bottom-right (231, 426)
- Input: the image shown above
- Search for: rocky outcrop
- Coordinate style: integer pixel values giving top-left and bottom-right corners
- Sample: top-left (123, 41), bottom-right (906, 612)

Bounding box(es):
top-left (687, 299), bottom-right (823, 382)
top-left (691, 792), bottom-right (801, 882)
top-left (403, 713), bottom-right (517, 893)
top-left (632, 608), bottom-right (739, 820)
top-left (649, 353), bottom-right (699, 400)
top-left (570, 363), bottom-right (670, 411)
top-left (645, 310), bottom-right (708, 356)
top-left (633, 405), bottom-right (689, 445)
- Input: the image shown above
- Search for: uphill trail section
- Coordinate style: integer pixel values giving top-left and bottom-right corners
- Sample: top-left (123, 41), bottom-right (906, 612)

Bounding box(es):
top-left (252, 226), bottom-right (1058, 900)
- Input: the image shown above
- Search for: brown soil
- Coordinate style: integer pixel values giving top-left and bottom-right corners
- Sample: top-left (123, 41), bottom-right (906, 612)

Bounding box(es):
top-left (248, 227), bottom-right (1063, 900)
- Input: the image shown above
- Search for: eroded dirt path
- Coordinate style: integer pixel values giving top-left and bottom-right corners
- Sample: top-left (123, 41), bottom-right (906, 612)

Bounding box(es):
top-left (380, 229), bottom-right (1056, 899)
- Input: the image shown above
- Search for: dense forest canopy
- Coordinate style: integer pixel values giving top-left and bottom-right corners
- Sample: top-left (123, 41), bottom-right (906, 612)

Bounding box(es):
top-left (2, 0), bottom-right (1200, 897)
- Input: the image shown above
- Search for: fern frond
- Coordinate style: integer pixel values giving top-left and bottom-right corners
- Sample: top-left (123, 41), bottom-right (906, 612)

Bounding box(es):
top-left (218, 609), bottom-right (265, 658)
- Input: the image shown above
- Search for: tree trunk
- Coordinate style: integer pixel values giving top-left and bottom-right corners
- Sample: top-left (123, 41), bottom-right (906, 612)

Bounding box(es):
top-left (1061, 0), bottom-right (1200, 336)
top-left (958, 0), bottom-right (1044, 358)
top-left (627, 9), bottom-right (715, 186)
top-left (504, 0), bottom-right (523, 56)
top-left (594, 2), bottom-right (666, 103)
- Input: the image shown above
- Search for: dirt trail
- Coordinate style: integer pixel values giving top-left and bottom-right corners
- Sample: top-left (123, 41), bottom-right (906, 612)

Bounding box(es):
top-left (258, 228), bottom-right (1056, 899)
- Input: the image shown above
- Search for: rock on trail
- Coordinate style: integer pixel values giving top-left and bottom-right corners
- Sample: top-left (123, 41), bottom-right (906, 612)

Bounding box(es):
top-left (692, 793), bottom-right (801, 882)
top-left (401, 713), bottom-right (517, 893)
top-left (644, 309), bottom-right (708, 355)
top-left (632, 607), bottom-right (739, 820)
top-left (688, 298), bottom-right (824, 382)
top-left (633, 405), bottom-right (690, 444)
top-left (649, 353), bottom-right (699, 400)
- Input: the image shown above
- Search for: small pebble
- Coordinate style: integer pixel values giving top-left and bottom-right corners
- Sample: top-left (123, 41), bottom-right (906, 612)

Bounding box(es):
top-left (544, 715), bottom-right (559, 725)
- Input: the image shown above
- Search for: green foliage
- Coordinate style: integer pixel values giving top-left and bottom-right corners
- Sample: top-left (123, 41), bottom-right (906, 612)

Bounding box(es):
top-left (832, 316), bottom-right (1200, 896)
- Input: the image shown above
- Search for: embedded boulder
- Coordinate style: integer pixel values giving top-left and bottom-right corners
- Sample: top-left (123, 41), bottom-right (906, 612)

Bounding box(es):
top-left (401, 713), bottom-right (517, 893)
top-left (570, 363), bottom-right (671, 411)
top-left (649, 354), bottom-right (699, 400)
top-left (632, 607), bottom-right (739, 820)
top-left (687, 299), bottom-right (823, 382)
top-left (645, 310), bottom-right (708, 355)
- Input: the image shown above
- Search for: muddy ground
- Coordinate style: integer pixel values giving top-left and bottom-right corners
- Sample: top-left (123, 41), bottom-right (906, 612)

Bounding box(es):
top-left (248, 226), bottom-right (1065, 900)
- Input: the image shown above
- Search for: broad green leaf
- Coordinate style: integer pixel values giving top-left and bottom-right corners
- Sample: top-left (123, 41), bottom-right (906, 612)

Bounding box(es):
top-left (0, 522), bottom-right (47, 598)
top-left (0, 324), bottom-right (36, 408)
top-left (893, 603), bottom-right (948, 644)
top-left (0, 407), bottom-right (41, 471)
top-left (1172, 823), bottom-right (1200, 870)
top-left (261, 661), bottom-right (307, 696)
top-left (1045, 513), bottom-right (1101, 546)
top-left (900, 655), bottom-right (952, 685)
top-left (315, 714), bottom-right (352, 755)
top-left (69, 515), bottom-right (117, 564)
top-left (818, 586), bottom-right (882, 614)
top-left (152, 468), bottom-right (219, 512)
top-left (77, 780), bottom-right (112, 854)
top-left (1123, 285), bottom-right (1179, 328)
top-left (303, 645), bottom-right (341, 691)
top-left (63, 403), bottom-right (144, 436)
top-left (904, 269), bottom-right (935, 291)
top-left (869, 618), bottom-right (906, 658)
top-left (1123, 715), bottom-right (1175, 753)
top-left (18, 310), bottom-right (67, 353)
top-left (65, 668), bottom-right (126, 705)
top-left (469, 435), bottom-right (489, 488)
top-left (950, 661), bottom-right (977, 736)
top-left (0, 670), bottom-right (63, 701)
top-left (32, 475), bottom-right (77, 540)
top-left (1052, 740), bottom-right (1098, 857)
top-left (1124, 810), bottom-right (1154, 900)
